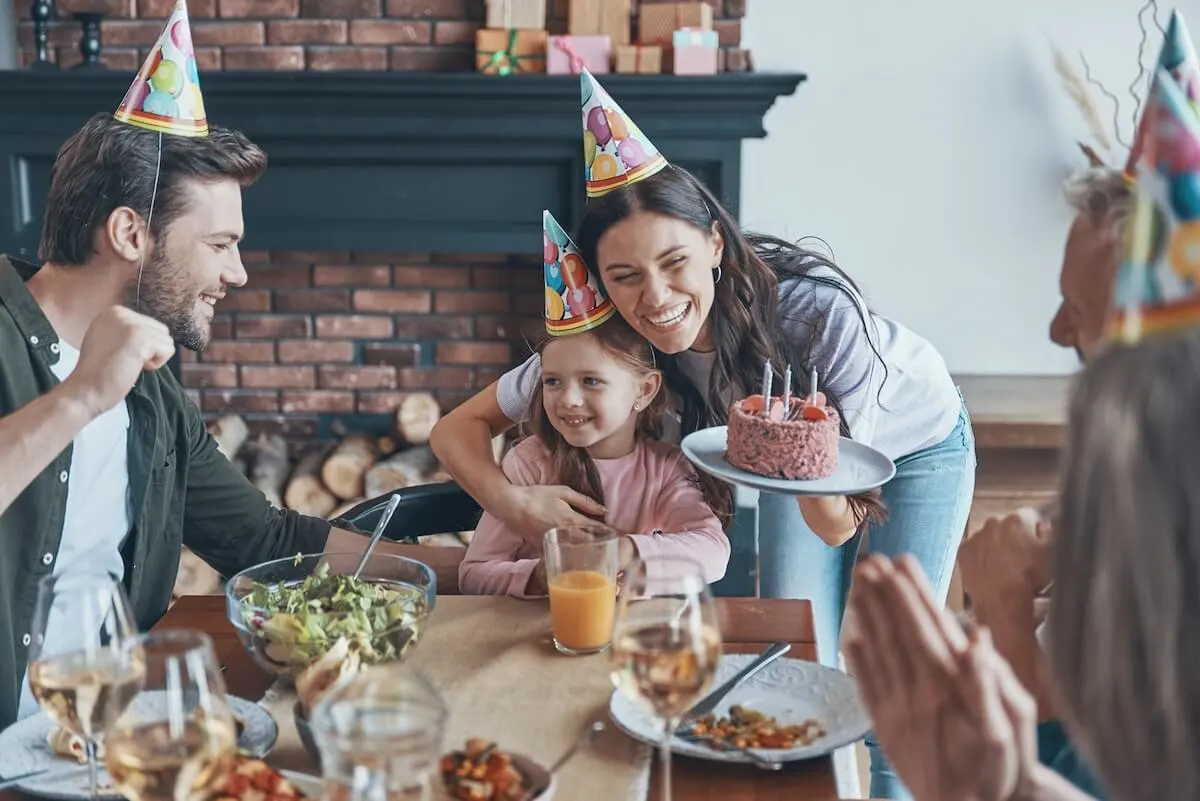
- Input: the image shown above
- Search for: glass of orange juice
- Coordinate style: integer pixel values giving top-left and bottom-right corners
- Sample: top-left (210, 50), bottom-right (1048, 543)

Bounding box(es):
top-left (544, 524), bottom-right (620, 656)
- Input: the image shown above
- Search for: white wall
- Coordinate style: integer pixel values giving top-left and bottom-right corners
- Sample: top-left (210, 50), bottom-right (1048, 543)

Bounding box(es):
top-left (742, 0), bottom-right (1200, 375)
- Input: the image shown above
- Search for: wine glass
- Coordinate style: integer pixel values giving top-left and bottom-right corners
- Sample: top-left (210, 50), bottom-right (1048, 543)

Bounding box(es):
top-left (610, 557), bottom-right (721, 801)
top-left (105, 630), bottom-right (238, 801)
top-left (27, 571), bottom-right (141, 801)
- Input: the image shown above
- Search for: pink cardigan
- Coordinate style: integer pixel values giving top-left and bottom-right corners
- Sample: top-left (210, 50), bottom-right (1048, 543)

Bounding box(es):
top-left (459, 437), bottom-right (730, 598)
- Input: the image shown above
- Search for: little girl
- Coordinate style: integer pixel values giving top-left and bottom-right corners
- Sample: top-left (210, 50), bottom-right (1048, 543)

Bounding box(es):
top-left (459, 317), bottom-right (730, 597)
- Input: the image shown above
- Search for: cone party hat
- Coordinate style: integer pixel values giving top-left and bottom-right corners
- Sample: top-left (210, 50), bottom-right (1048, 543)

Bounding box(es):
top-left (1124, 9), bottom-right (1200, 181)
top-left (114, 0), bottom-right (207, 137)
top-left (1108, 68), bottom-right (1200, 343)
top-left (543, 210), bottom-right (616, 336)
top-left (580, 69), bottom-right (668, 198)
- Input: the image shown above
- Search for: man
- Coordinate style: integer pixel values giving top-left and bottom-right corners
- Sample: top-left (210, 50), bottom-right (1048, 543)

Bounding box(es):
top-left (0, 111), bottom-right (465, 729)
top-left (952, 163), bottom-right (1132, 799)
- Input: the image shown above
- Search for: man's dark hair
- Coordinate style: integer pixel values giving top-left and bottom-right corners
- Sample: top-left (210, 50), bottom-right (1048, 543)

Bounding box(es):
top-left (38, 112), bottom-right (267, 265)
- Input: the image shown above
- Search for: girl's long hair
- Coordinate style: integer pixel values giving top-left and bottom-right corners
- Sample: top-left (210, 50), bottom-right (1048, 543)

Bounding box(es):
top-left (574, 164), bottom-right (887, 526)
top-left (521, 316), bottom-right (734, 528)
top-left (1047, 329), bottom-right (1200, 801)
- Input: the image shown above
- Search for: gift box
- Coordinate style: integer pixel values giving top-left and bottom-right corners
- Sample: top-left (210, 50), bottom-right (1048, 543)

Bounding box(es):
top-left (568, 0), bottom-right (630, 47)
top-left (614, 43), bottom-right (663, 74)
top-left (476, 28), bottom-right (548, 74)
top-left (637, 1), bottom-right (712, 47)
top-left (548, 34), bottom-right (612, 74)
top-left (668, 27), bottom-right (718, 75)
top-left (485, 0), bottom-right (547, 30)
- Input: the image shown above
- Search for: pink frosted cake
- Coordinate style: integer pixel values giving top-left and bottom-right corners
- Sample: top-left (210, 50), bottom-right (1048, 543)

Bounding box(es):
top-left (725, 392), bottom-right (840, 480)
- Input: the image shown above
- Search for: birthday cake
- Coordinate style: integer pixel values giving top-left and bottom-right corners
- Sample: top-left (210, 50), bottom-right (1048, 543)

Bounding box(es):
top-left (725, 391), bottom-right (840, 481)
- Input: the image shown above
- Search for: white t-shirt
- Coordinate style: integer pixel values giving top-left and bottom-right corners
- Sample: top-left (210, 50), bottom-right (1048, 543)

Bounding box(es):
top-left (499, 267), bottom-right (962, 461)
top-left (16, 340), bottom-right (132, 719)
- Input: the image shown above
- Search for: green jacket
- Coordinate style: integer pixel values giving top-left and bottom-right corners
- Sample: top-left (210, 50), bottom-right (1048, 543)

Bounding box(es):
top-left (0, 255), bottom-right (331, 728)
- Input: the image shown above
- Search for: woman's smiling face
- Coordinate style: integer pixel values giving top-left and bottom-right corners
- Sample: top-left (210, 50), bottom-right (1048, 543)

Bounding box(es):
top-left (594, 210), bottom-right (723, 353)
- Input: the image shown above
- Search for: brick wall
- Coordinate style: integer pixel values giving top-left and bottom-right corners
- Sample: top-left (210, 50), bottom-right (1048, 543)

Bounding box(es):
top-left (17, 0), bottom-right (745, 71)
top-left (178, 251), bottom-right (544, 448)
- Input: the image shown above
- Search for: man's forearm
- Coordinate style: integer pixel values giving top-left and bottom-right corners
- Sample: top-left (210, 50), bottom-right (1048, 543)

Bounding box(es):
top-left (325, 527), bottom-right (465, 596)
top-left (0, 384), bottom-right (96, 515)
top-left (1017, 765), bottom-right (1100, 801)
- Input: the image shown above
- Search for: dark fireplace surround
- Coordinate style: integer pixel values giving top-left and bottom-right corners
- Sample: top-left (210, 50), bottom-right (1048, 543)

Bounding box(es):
top-left (0, 71), bottom-right (804, 440)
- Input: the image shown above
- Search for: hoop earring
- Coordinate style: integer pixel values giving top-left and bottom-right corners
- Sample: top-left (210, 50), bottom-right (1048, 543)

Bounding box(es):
top-left (713, 265), bottom-right (722, 284)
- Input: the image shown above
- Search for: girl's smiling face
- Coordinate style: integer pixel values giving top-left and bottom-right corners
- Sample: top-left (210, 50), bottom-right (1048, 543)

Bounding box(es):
top-left (540, 331), bottom-right (661, 459)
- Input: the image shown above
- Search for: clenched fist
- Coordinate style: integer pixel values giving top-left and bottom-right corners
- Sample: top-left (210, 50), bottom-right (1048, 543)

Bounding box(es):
top-left (64, 305), bottom-right (176, 418)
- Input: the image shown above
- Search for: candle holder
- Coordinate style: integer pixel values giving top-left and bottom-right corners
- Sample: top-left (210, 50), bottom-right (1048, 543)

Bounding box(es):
top-left (72, 11), bottom-right (106, 70)
top-left (29, 0), bottom-right (57, 71)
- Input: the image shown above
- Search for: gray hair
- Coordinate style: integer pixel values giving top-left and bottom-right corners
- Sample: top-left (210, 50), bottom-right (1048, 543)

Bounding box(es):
top-left (1048, 329), bottom-right (1200, 801)
top-left (1062, 166), bottom-right (1134, 241)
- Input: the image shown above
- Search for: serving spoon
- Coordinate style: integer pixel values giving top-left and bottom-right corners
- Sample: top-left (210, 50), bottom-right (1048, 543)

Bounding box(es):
top-left (350, 494), bottom-right (402, 580)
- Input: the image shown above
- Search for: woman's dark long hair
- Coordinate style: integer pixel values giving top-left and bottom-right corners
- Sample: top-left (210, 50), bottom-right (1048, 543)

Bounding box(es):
top-left (521, 316), bottom-right (735, 528)
top-left (574, 164), bottom-right (887, 526)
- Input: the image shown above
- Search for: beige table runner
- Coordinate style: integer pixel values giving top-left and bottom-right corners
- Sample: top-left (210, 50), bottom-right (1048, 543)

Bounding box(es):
top-left (259, 596), bottom-right (652, 801)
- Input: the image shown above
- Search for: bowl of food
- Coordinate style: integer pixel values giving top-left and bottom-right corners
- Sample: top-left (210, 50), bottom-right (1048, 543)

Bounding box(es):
top-left (441, 738), bottom-right (554, 801)
top-left (225, 551), bottom-right (435, 678)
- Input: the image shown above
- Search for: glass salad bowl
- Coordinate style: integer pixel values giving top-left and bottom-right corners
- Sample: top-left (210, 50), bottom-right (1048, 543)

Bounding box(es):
top-left (225, 552), bottom-right (436, 679)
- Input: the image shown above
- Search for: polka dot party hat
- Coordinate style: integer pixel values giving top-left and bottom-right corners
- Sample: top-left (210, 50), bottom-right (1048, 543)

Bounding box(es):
top-left (1123, 9), bottom-right (1200, 183)
top-left (543, 209), bottom-right (616, 336)
top-left (114, 0), bottom-right (207, 137)
top-left (580, 69), bottom-right (667, 198)
top-left (1108, 68), bottom-right (1200, 343)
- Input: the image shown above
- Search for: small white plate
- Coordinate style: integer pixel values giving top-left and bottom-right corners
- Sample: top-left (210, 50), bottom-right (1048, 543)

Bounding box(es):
top-left (286, 757), bottom-right (556, 801)
top-left (0, 696), bottom-right (278, 800)
top-left (608, 654), bottom-right (870, 765)
top-left (680, 426), bottom-right (896, 496)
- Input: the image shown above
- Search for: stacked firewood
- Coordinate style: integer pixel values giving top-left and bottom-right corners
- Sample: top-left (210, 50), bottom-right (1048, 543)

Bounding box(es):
top-left (173, 392), bottom-right (499, 599)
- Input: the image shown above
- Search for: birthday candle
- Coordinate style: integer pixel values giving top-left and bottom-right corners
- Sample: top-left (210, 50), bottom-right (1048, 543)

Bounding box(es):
top-left (782, 364), bottom-right (792, 411)
top-left (761, 361), bottom-right (773, 417)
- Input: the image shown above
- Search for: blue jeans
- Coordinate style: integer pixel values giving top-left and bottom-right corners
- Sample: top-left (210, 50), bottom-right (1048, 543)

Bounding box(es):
top-left (757, 397), bottom-right (976, 799)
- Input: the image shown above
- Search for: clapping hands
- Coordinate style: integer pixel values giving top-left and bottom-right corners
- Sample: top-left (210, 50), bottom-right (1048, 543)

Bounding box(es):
top-left (844, 555), bottom-right (1041, 801)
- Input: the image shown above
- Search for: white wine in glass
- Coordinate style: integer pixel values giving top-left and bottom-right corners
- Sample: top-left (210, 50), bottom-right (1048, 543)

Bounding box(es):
top-left (27, 571), bottom-right (142, 801)
top-left (105, 630), bottom-right (238, 801)
top-left (611, 557), bottom-right (721, 801)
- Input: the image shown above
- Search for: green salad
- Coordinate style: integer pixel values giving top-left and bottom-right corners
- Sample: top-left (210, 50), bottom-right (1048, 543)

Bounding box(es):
top-left (241, 558), bottom-right (428, 669)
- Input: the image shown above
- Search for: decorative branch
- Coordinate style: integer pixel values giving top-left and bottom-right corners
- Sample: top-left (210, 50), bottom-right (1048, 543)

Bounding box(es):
top-left (1052, 44), bottom-right (1113, 153)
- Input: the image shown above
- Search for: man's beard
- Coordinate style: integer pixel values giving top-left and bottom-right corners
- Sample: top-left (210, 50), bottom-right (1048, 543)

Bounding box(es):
top-left (124, 248), bottom-right (211, 353)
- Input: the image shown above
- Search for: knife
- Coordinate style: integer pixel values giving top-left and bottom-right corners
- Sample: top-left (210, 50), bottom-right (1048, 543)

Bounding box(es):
top-left (678, 640), bottom-right (791, 727)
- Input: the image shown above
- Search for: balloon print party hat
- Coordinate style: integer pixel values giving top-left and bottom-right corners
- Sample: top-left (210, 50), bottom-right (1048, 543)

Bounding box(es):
top-left (1124, 9), bottom-right (1200, 181)
top-left (543, 209), bottom-right (616, 336)
top-left (114, 0), bottom-right (207, 137)
top-left (1109, 68), bottom-right (1200, 343)
top-left (580, 69), bottom-right (668, 197)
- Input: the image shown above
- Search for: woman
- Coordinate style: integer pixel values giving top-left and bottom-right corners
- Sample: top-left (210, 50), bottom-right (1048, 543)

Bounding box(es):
top-left (430, 71), bottom-right (976, 798)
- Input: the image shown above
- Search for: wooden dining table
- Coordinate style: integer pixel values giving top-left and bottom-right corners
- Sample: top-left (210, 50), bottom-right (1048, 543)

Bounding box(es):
top-left (1, 595), bottom-right (843, 801)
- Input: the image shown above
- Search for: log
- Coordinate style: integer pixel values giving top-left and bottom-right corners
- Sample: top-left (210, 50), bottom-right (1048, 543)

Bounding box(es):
top-left (377, 436), bottom-right (399, 457)
top-left (329, 497), bottom-right (365, 519)
top-left (321, 435), bottom-right (378, 500)
top-left (251, 434), bottom-right (289, 509)
top-left (173, 548), bottom-right (221, 598)
top-left (285, 446), bottom-right (338, 518)
top-left (364, 446), bottom-right (441, 499)
top-left (395, 392), bottom-right (440, 445)
top-left (209, 415), bottom-right (249, 461)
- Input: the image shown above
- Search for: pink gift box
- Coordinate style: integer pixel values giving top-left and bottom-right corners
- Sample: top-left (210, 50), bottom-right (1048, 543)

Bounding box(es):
top-left (670, 26), bottom-right (718, 75)
top-left (547, 34), bottom-right (612, 74)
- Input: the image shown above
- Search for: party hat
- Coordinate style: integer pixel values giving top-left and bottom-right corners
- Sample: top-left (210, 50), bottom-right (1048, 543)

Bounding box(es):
top-left (543, 210), bottom-right (616, 336)
top-left (1108, 69), bottom-right (1200, 343)
top-left (114, 0), bottom-right (207, 137)
top-left (1124, 9), bottom-right (1200, 181)
top-left (580, 69), bottom-right (668, 198)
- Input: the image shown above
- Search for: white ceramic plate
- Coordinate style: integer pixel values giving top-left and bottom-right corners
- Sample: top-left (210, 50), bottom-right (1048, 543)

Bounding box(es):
top-left (0, 696), bottom-right (278, 800)
top-left (608, 654), bottom-right (870, 765)
top-left (680, 426), bottom-right (896, 496)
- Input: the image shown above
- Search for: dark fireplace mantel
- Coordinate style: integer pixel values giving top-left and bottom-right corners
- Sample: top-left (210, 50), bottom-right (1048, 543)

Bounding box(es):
top-left (0, 71), bottom-right (803, 258)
